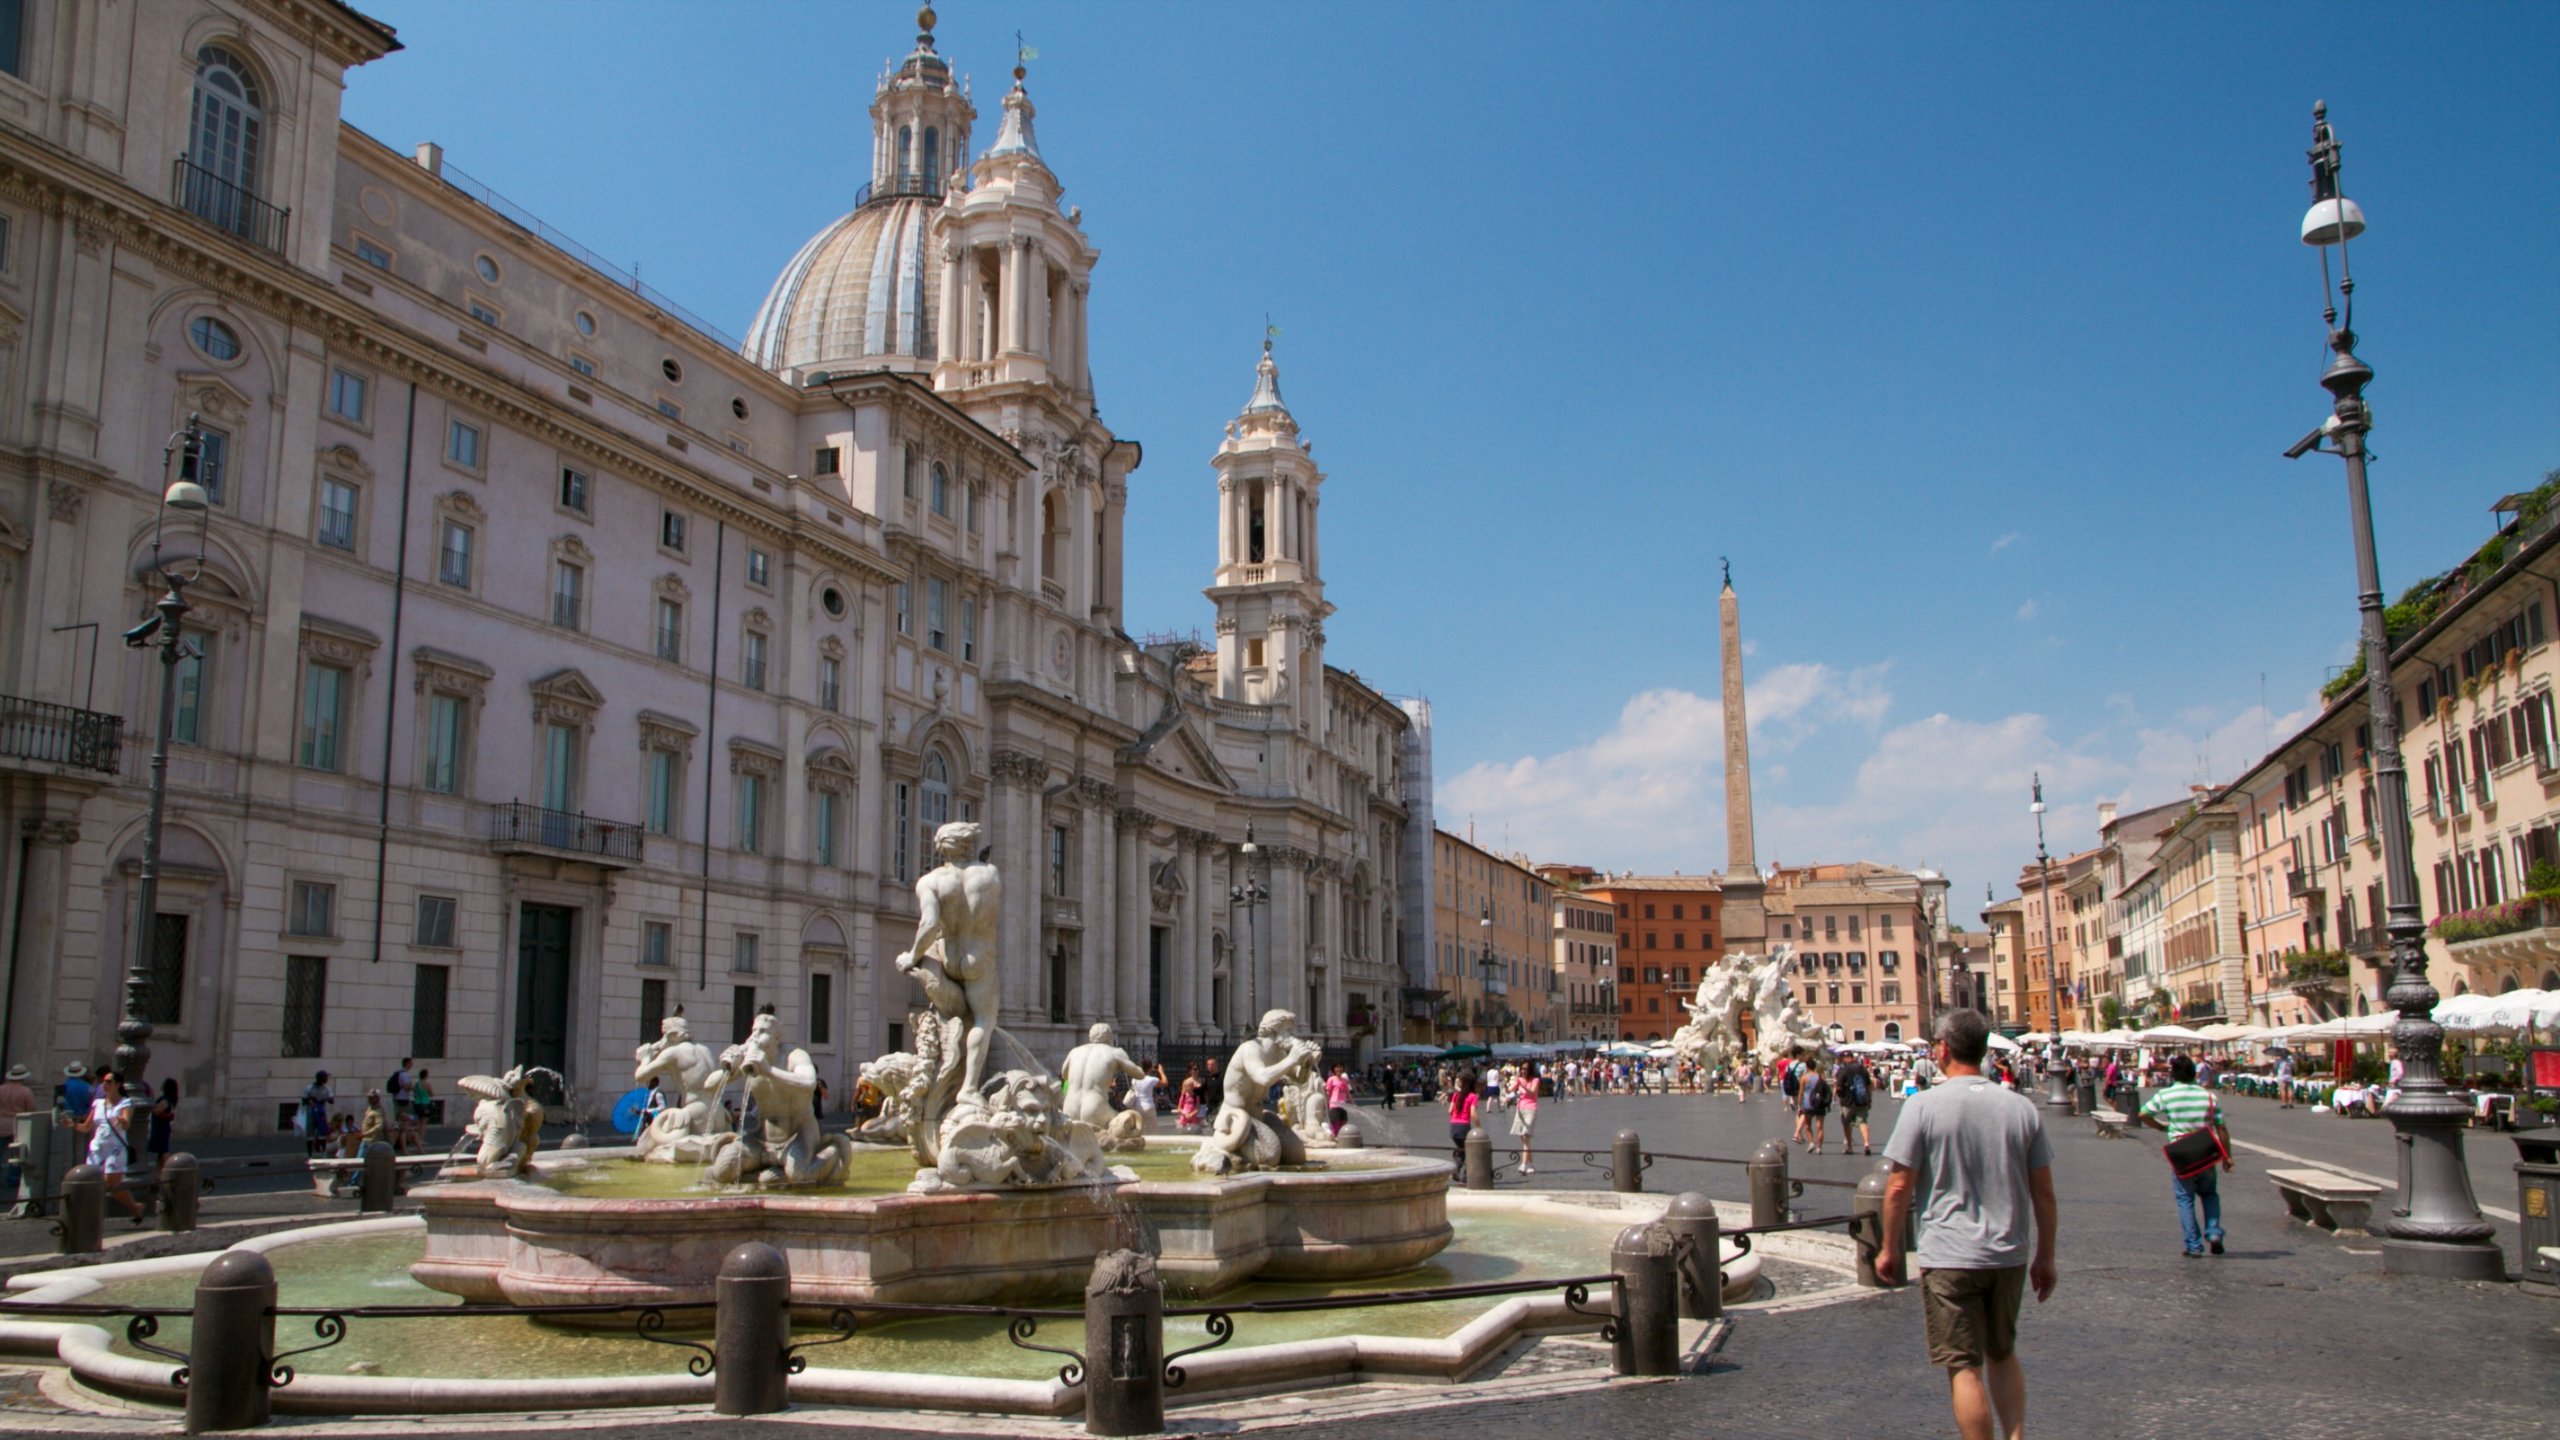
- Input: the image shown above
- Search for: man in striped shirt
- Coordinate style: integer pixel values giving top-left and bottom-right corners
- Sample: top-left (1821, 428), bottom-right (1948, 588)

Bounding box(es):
top-left (2139, 1055), bottom-right (2232, 1257)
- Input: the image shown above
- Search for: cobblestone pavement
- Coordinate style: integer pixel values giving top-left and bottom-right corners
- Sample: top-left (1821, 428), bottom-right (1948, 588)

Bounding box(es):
top-left (2, 1088), bottom-right (2553, 1438)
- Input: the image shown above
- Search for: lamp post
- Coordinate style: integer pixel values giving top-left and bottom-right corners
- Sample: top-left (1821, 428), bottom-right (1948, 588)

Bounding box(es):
top-left (2031, 774), bottom-right (2068, 1107)
top-left (2282, 104), bottom-right (2501, 1279)
top-left (1229, 824), bottom-right (1269, 1034)
top-left (1476, 903), bottom-right (1499, 1046)
top-left (118, 418), bottom-right (210, 1086)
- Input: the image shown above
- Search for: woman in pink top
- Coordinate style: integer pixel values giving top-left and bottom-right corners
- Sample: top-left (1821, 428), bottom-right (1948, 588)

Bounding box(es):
top-left (1323, 1065), bottom-right (1353, 1141)
top-left (1509, 1061), bottom-right (1542, 1174)
top-left (1447, 1070), bottom-right (1480, 1164)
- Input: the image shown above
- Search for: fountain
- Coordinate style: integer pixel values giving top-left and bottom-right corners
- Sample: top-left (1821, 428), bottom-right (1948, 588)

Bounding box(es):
top-left (409, 821), bottom-right (1454, 1311)
top-left (1670, 946), bottom-right (1827, 1074)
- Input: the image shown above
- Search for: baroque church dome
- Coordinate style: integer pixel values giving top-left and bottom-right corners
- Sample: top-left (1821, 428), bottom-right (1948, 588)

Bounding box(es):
top-left (740, 9), bottom-right (969, 378)
top-left (741, 196), bottom-right (941, 375)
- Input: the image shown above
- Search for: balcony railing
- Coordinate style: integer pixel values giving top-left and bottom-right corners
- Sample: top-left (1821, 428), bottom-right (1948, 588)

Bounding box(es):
top-left (855, 173), bottom-right (943, 207)
top-left (489, 802), bottom-right (641, 863)
top-left (172, 157), bottom-right (288, 255)
top-left (0, 696), bottom-right (122, 774)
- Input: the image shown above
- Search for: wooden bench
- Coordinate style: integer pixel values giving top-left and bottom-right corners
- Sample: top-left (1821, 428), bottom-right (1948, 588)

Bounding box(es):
top-left (2267, 1168), bottom-right (2383, 1236)
top-left (2090, 1109), bottom-right (2131, 1139)
top-left (306, 1152), bottom-right (451, 1197)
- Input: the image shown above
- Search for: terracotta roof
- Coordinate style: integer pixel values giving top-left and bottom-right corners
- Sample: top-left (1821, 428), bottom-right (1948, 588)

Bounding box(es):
top-left (1581, 876), bottom-right (1726, 893)
top-left (1785, 884), bottom-right (1913, 907)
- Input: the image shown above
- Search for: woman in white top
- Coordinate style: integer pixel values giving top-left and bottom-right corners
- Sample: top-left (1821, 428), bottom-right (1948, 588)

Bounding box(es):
top-left (73, 1072), bottom-right (148, 1223)
top-left (1128, 1064), bottom-right (1163, 1127)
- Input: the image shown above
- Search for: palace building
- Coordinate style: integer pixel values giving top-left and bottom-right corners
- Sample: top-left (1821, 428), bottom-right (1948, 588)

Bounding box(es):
top-left (0, 2), bottom-right (1422, 1134)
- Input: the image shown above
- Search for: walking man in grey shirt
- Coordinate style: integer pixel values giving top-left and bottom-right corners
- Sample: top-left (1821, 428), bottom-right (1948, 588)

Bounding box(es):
top-left (1877, 1008), bottom-right (2058, 1440)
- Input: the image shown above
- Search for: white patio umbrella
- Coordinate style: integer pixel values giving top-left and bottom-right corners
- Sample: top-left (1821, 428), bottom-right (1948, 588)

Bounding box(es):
top-left (2193, 1022), bottom-right (2256, 1042)
top-left (1984, 1032), bottom-right (2023, 1052)
top-left (2135, 1024), bottom-right (2209, 1043)
top-left (2484, 988), bottom-right (2556, 1035)
top-left (2433, 993), bottom-right (2511, 1035)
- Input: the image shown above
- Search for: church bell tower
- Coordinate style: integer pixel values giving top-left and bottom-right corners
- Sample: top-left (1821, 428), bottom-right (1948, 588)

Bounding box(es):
top-left (1207, 341), bottom-right (1330, 726)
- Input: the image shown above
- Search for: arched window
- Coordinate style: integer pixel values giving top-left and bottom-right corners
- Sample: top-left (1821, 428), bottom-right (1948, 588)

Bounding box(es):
top-left (919, 749), bottom-right (952, 874)
top-left (921, 127), bottom-right (940, 184)
top-left (2543, 969), bottom-right (2560, 991)
top-left (897, 125), bottom-right (913, 179)
top-left (930, 462), bottom-right (950, 518)
top-left (187, 46), bottom-right (264, 233)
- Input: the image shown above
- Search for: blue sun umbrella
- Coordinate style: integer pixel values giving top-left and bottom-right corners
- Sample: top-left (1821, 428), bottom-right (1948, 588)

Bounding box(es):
top-left (611, 1087), bottom-right (656, 1136)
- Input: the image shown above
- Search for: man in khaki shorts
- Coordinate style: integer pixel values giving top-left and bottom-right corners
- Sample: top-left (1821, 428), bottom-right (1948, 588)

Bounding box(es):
top-left (1877, 1009), bottom-right (2057, 1440)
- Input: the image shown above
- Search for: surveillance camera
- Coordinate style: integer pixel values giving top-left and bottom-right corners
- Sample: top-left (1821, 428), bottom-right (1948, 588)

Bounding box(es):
top-left (121, 615), bottom-right (162, 648)
top-left (2283, 425), bottom-right (2327, 461)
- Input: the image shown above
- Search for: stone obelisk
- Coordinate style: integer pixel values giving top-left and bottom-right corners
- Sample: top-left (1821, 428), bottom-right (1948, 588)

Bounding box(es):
top-left (1717, 565), bottom-right (1768, 956)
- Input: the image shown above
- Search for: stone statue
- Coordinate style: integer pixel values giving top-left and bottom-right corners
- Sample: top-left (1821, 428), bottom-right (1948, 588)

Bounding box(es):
top-left (457, 1066), bottom-right (545, 1179)
top-left (1062, 1022), bottom-right (1148, 1151)
top-left (894, 821), bottom-right (1002, 1146)
top-left (909, 1068), bottom-right (1110, 1193)
top-left (1192, 1009), bottom-right (1323, 1176)
top-left (631, 1012), bottom-right (732, 1163)
top-left (1746, 946), bottom-right (1826, 1061)
top-left (851, 1039), bottom-right (933, 1146)
top-left (1670, 956), bottom-right (1755, 1074)
top-left (705, 1008), bottom-right (852, 1187)
top-left (1280, 1066), bottom-right (1332, 1150)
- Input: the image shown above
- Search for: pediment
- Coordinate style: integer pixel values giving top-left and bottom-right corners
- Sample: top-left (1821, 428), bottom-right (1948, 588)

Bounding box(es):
top-left (1146, 712), bottom-right (1235, 791)
top-left (529, 667), bottom-right (606, 712)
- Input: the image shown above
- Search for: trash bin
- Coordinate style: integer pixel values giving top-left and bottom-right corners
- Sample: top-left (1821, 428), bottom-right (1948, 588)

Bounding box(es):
top-left (2517, 1128), bottom-right (2560, 1297)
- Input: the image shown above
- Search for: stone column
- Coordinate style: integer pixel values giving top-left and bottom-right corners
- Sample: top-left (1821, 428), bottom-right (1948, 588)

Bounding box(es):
top-left (1026, 247), bottom-right (1050, 358)
top-left (1117, 812), bottom-right (1147, 1033)
top-left (11, 816), bottom-right (77, 1066)
top-left (937, 244), bottom-right (964, 364)
top-left (1081, 799), bottom-right (1111, 1023)
top-left (1180, 839), bottom-right (1208, 1041)
top-left (1066, 280), bottom-right (1089, 393)
top-left (997, 239), bottom-right (1022, 354)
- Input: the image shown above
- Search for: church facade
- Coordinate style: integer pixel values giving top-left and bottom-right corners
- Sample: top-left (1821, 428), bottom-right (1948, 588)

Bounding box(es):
top-left (0, 2), bottom-right (1420, 1135)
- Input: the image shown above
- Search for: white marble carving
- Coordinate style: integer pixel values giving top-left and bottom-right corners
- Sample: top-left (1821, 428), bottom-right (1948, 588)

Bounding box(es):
top-left (705, 1008), bottom-right (852, 1186)
top-left (1062, 1022), bottom-right (1148, 1152)
top-left (1192, 1009), bottom-right (1323, 1176)
top-left (457, 1066), bottom-right (545, 1179)
top-left (631, 1012), bottom-right (733, 1163)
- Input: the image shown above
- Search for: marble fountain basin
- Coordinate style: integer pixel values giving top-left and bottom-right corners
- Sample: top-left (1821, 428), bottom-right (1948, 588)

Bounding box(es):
top-left (411, 1140), bottom-right (1455, 1311)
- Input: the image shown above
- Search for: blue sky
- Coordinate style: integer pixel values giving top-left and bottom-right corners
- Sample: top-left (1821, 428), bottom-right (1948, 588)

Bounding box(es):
top-left (342, 1), bottom-right (2559, 915)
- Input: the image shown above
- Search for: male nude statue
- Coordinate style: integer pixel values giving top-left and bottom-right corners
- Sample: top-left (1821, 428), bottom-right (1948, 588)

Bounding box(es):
top-left (1062, 1022), bottom-right (1146, 1130)
top-left (631, 1012), bottom-right (731, 1162)
top-left (1193, 1009), bottom-right (1323, 1175)
top-left (895, 820), bottom-right (1003, 1111)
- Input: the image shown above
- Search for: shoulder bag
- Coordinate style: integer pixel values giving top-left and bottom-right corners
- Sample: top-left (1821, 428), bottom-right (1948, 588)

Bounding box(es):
top-left (2162, 1095), bottom-right (2228, 1179)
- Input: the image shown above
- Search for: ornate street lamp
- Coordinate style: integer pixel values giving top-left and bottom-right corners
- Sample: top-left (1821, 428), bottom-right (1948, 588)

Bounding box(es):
top-left (1477, 903), bottom-right (1499, 1045)
top-left (2031, 774), bottom-right (2069, 1107)
top-left (117, 417), bottom-right (209, 1085)
top-left (2281, 103), bottom-right (2500, 1279)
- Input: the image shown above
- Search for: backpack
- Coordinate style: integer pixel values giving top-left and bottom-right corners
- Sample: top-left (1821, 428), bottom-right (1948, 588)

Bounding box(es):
top-left (1846, 1065), bottom-right (1872, 1108)
top-left (1807, 1075), bottom-right (1832, 1113)
top-left (1781, 1065), bottom-right (1801, 1099)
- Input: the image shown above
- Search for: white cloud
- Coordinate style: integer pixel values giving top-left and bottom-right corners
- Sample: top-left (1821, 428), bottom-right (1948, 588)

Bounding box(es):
top-left (2016, 599), bottom-right (2039, 622)
top-left (1438, 651), bottom-right (2325, 912)
top-left (1990, 532), bottom-right (2021, 554)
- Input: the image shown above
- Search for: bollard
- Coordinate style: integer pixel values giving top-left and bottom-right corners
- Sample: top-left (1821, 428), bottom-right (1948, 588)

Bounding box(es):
top-left (1083, 1249), bottom-right (1165, 1436)
top-left (1662, 1191), bottom-right (1723, 1320)
top-left (2076, 1075), bottom-right (2098, 1119)
top-left (713, 1241), bottom-right (791, 1416)
top-left (160, 1153), bottom-right (200, 1233)
top-left (58, 1164), bottom-right (102, 1255)
top-left (358, 1141), bottom-right (398, 1214)
top-left (1747, 1140), bottom-right (1790, 1229)
top-left (1463, 1125), bottom-right (1494, 1190)
top-left (1852, 1166), bottom-right (1890, 1287)
top-left (1612, 1129), bottom-right (1644, 1194)
top-left (184, 1250), bottom-right (276, 1432)
top-left (1609, 1221), bottom-right (1681, 1377)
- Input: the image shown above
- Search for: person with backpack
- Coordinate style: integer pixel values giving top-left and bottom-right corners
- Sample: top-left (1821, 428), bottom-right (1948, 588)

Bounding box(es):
top-left (1800, 1056), bottom-right (1834, 1153)
top-left (1836, 1054), bottom-right (1877, 1155)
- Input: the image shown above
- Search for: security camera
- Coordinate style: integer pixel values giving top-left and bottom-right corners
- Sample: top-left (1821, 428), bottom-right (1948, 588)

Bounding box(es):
top-left (121, 615), bottom-right (162, 647)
